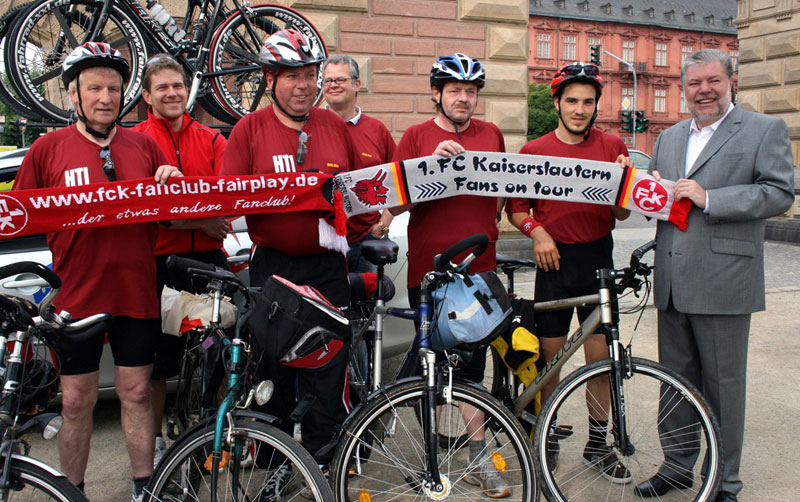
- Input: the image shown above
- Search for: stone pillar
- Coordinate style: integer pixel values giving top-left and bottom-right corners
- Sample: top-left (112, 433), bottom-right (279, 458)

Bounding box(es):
top-left (736, 0), bottom-right (800, 215)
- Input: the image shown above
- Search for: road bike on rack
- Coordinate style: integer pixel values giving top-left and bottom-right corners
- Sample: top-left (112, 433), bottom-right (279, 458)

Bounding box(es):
top-left (3, 0), bottom-right (325, 124)
top-left (0, 261), bottom-right (111, 502)
top-left (489, 241), bottom-right (723, 502)
top-left (145, 255), bottom-right (332, 502)
top-left (331, 234), bottom-right (537, 502)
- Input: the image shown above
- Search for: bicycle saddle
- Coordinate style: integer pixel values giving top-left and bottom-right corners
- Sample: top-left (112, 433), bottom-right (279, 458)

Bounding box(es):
top-left (361, 239), bottom-right (399, 266)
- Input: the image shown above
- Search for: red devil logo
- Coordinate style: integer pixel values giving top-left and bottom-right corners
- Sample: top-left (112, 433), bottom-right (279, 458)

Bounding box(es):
top-left (351, 170), bottom-right (389, 207)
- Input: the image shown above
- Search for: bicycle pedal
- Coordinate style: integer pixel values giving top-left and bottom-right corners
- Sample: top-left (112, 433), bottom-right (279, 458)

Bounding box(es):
top-left (552, 425), bottom-right (574, 440)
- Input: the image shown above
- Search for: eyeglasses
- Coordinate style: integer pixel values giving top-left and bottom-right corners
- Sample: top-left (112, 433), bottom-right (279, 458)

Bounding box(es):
top-left (297, 130), bottom-right (309, 164)
top-left (99, 146), bottom-right (116, 181)
top-left (559, 63), bottom-right (600, 78)
top-left (322, 77), bottom-right (351, 87)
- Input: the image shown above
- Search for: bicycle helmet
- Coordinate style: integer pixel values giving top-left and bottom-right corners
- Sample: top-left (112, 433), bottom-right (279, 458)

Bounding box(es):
top-left (259, 29), bottom-right (325, 73)
top-left (550, 62), bottom-right (603, 99)
top-left (259, 29), bottom-right (326, 122)
top-left (550, 62), bottom-right (604, 138)
top-left (62, 42), bottom-right (130, 139)
top-left (62, 41), bottom-right (130, 89)
top-left (429, 53), bottom-right (485, 90)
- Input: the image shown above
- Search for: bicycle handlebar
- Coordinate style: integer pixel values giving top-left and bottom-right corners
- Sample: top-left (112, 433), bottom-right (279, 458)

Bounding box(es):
top-left (0, 261), bottom-right (61, 289)
top-left (166, 255), bottom-right (244, 286)
top-left (630, 240), bottom-right (656, 268)
top-left (433, 233), bottom-right (489, 273)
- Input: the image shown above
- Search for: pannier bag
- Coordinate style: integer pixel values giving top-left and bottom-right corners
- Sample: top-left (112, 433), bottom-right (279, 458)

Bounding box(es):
top-left (248, 275), bottom-right (349, 369)
top-left (430, 271), bottom-right (512, 351)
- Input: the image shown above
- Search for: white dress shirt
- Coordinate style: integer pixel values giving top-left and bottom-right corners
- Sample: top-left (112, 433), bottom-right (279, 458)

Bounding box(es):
top-left (684, 103), bottom-right (734, 211)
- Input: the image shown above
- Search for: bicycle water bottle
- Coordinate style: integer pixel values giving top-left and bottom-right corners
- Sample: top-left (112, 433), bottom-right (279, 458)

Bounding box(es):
top-left (147, 1), bottom-right (186, 43)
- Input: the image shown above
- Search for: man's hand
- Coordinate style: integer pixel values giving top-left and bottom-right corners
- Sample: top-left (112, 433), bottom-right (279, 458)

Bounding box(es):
top-left (368, 222), bottom-right (383, 239)
top-left (196, 217), bottom-right (229, 241)
top-left (155, 165), bottom-right (182, 184)
top-left (433, 140), bottom-right (465, 156)
top-left (673, 178), bottom-right (706, 209)
top-left (615, 154), bottom-right (633, 168)
top-left (531, 226), bottom-right (560, 271)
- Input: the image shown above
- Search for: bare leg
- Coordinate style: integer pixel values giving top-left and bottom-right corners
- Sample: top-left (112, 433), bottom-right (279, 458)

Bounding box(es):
top-left (539, 335), bottom-right (568, 402)
top-left (58, 372), bottom-right (99, 485)
top-left (116, 365), bottom-right (156, 478)
top-left (150, 379), bottom-right (167, 435)
top-left (583, 333), bottom-right (611, 420)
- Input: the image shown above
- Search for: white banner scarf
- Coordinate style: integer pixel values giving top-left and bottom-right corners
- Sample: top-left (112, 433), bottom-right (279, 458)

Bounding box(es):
top-left (334, 151), bottom-right (690, 230)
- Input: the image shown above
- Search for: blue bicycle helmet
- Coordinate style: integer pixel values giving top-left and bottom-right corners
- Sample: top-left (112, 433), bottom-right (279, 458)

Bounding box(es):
top-left (430, 53), bottom-right (485, 90)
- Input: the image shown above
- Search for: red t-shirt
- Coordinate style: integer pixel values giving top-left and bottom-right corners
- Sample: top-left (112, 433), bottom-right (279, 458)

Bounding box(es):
top-left (220, 105), bottom-right (359, 255)
top-left (346, 113), bottom-right (396, 244)
top-left (13, 126), bottom-right (167, 319)
top-left (506, 130), bottom-right (628, 244)
top-left (132, 110), bottom-right (227, 254)
top-left (394, 118), bottom-right (505, 288)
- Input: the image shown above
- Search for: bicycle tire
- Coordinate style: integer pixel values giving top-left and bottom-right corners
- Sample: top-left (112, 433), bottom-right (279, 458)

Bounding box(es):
top-left (5, 0), bottom-right (149, 123)
top-left (534, 357), bottom-right (722, 502)
top-left (6, 454), bottom-right (88, 502)
top-left (206, 4), bottom-right (327, 124)
top-left (146, 414), bottom-right (333, 502)
top-left (0, 2), bottom-right (45, 121)
top-left (330, 379), bottom-right (537, 501)
top-left (166, 333), bottom-right (207, 440)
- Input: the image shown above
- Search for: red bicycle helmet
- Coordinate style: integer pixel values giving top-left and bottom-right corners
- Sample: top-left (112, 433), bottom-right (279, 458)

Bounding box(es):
top-left (62, 42), bottom-right (131, 88)
top-left (550, 62), bottom-right (603, 98)
top-left (259, 28), bottom-right (325, 73)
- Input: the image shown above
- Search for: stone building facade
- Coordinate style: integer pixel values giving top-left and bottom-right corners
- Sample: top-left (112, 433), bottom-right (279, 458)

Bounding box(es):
top-left (528, 0), bottom-right (738, 156)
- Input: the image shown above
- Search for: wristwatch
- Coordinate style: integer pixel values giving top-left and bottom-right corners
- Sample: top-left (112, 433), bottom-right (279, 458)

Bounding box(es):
top-left (378, 221), bottom-right (389, 237)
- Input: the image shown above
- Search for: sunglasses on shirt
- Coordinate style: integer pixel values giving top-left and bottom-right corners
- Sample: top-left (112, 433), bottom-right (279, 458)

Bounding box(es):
top-left (297, 130), bottom-right (309, 164)
top-left (99, 145), bottom-right (116, 181)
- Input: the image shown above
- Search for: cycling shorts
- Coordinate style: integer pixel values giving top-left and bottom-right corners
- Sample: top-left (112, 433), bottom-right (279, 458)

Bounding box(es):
top-left (59, 316), bottom-right (160, 375)
top-left (534, 233), bottom-right (617, 338)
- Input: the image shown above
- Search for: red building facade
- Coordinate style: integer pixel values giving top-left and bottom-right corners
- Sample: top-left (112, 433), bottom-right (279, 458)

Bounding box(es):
top-left (528, 2), bottom-right (738, 155)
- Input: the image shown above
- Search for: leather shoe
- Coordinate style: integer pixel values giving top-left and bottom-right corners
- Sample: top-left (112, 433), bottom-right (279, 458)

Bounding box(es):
top-left (634, 474), bottom-right (692, 498)
top-left (715, 491), bottom-right (738, 502)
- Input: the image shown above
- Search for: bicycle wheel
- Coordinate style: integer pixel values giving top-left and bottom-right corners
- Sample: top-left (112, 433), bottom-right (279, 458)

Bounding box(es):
top-left (331, 379), bottom-right (537, 501)
top-left (534, 357), bottom-right (722, 502)
top-left (146, 415), bottom-right (333, 502)
top-left (167, 333), bottom-right (208, 440)
top-left (0, 2), bottom-right (45, 120)
top-left (206, 4), bottom-right (327, 124)
top-left (6, 454), bottom-right (88, 501)
top-left (5, 0), bottom-right (149, 123)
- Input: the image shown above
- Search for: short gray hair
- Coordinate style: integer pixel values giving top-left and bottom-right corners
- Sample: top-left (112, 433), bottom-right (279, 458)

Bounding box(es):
top-left (322, 54), bottom-right (359, 80)
top-left (680, 49), bottom-right (734, 86)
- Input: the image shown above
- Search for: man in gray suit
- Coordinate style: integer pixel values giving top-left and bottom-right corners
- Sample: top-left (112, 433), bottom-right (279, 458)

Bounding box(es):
top-left (634, 49), bottom-right (794, 502)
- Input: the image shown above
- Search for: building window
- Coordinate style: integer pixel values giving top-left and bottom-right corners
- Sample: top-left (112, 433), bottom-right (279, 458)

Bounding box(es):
top-left (623, 40), bottom-right (635, 62)
top-left (537, 33), bottom-right (551, 59)
top-left (729, 49), bottom-right (739, 70)
top-left (563, 35), bottom-right (576, 60)
top-left (655, 43), bottom-right (667, 66)
top-left (622, 135), bottom-right (633, 146)
top-left (654, 89), bottom-right (666, 113)
top-left (681, 45), bottom-right (694, 62)
top-left (680, 91), bottom-right (688, 114)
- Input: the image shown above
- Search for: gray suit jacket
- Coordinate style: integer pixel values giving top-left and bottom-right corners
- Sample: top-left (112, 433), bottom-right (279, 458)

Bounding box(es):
top-left (650, 105), bottom-right (794, 315)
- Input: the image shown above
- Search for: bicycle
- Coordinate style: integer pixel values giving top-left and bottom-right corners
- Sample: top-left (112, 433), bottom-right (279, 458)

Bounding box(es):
top-left (488, 241), bottom-right (723, 502)
top-left (145, 255), bottom-right (333, 502)
top-left (330, 234), bottom-right (537, 501)
top-left (0, 261), bottom-right (111, 502)
top-left (3, 0), bottom-right (325, 124)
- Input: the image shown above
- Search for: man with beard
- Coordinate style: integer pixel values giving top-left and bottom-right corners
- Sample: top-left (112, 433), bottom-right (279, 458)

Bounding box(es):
top-left (507, 62), bottom-right (632, 482)
top-left (392, 53), bottom-right (510, 498)
top-left (633, 49), bottom-right (794, 502)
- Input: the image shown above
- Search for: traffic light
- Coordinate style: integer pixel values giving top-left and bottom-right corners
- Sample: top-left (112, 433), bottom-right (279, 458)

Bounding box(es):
top-left (635, 110), bottom-right (649, 133)
top-left (590, 44), bottom-right (603, 65)
top-left (621, 111), bottom-right (633, 133)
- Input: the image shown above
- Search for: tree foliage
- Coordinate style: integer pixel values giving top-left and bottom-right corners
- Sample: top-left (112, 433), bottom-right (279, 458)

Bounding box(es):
top-left (527, 83), bottom-right (558, 141)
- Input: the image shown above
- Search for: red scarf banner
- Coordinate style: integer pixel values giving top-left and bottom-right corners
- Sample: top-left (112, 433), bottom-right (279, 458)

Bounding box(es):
top-left (0, 173), bottom-right (335, 239)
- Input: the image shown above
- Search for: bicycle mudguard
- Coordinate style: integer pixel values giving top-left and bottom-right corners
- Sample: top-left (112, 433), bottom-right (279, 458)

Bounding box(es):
top-left (165, 410), bottom-right (281, 453)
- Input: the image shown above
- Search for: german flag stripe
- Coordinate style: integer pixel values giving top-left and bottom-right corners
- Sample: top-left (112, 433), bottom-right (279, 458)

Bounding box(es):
top-left (391, 162), bottom-right (410, 206)
top-left (615, 166), bottom-right (636, 207)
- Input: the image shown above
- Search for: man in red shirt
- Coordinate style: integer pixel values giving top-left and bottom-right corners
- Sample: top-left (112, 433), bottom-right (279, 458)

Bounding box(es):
top-left (13, 43), bottom-right (181, 502)
top-left (131, 54), bottom-right (229, 467)
top-left (392, 53), bottom-right (510, 498)
top-left (220, 29), bottom-right (358, 487)
top-left (507, 62), bottom-right (632, 482)
top-left (321, 54), bottom-right (395, 272)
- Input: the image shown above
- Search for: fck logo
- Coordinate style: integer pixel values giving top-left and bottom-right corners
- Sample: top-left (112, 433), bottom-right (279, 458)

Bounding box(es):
top-left (632, 179), bottom-right (667, 212)
top-left (0, 195), bottom-right (28, 236)
top-left (350, 170), bottom-right (389, 207)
